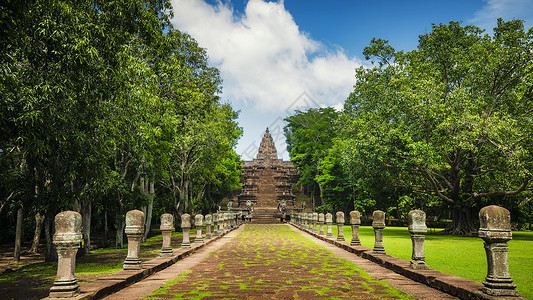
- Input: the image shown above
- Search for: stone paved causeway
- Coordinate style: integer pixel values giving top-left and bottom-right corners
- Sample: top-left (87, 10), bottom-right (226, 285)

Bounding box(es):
top-left (145, 224), bottom-right (411, 299)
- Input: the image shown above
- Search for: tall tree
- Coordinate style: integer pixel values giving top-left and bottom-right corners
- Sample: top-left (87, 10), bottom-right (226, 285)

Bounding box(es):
top-left (340, 20), bottom-right (533, 235)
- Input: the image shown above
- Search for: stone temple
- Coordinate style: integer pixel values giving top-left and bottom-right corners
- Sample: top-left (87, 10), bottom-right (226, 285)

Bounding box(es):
top-left (234, 128), bottom-right (298, 223)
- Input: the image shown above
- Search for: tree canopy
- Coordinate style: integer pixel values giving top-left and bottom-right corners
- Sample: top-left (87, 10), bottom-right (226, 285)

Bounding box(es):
top-left (0, 0), bottom-right (242, 251)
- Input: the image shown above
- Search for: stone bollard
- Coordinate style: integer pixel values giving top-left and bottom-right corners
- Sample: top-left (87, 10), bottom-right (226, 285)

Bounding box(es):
top-left (181, 214), bottom-right (191, 248)
top-left (408, 210), bottom-right (428, 269)
top-left (312, 213), bottom-right (319, 233)
top-left (372, 210), bottom-right (386, 254)
top-left (123, 210), bottom-right (145, 270)
top-left (160, 214), bottom-right (174, 257)
top-left (49, 211), bottom-right (82, 298)
top-left (212, 213), bottom-right (219, 236)
top-left (194, 214), bottom-right (204, 243)
top-left (205, 214), bottom-right (212, 239)
top-left (350, 211), bottom-right (361, 246)
top-left (318, 213), bottom-right (325, 235)
top-left (336, 211), bottom-right (345, 241)
top-left (478, 205), bottom-right (519, 296)
top-left (224, 213), bottom-right (229, 230)
top-left (326, 213), bottom-right (333, 237)
top-left (218, 214), bottom-right (223, 231)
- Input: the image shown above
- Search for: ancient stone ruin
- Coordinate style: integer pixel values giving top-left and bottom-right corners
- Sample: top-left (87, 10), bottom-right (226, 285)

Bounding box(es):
top-left (233, 128), bottom-right (298, 223)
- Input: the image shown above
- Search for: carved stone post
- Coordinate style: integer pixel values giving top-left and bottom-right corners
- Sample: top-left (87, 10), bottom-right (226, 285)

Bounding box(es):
top-left (326, 213), bottom-right (333, 237)
top-left (49, 211), bottom-right (82, 298)
top-left (160, 214), bottom-right (174, 257)
top-left (318, 213), bottom-right (325, 235)
top-left (308, 213), bottom-right (312, 230)
top-left (336, 211), bottom-right (345, 241)
top-left (372, 210), bottom-right (386, 254)
top-left (224, 213), bottom-right (229, 230)
top-left (181, 214), bottom-right (191, 248)
top-left (212, 213), bottom-right (219, 236)
top-left (205, 214), bottom-right (212, 239)
top-left (350, 211), bottom-right (361, 246)
top-left (312, 213), bottom-right (318, 233)
top-left (194, 214), bottom-right (204, 243)
top-left (479, 205), bottom-right (519, 296)
top-left (219, 213), bottom-right (225, 232)
top-left (408, 210), bottom-right (428, 269)
top-left (123, 210), bottom-right (145, 270)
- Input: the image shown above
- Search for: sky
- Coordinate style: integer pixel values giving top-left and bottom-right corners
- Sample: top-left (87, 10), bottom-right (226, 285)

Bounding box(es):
top-left (170, 0), bottom-right (533, 161)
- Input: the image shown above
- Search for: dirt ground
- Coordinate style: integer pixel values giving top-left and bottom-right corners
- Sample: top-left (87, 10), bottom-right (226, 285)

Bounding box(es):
top-left (0, 230), bottom-right (181, 300)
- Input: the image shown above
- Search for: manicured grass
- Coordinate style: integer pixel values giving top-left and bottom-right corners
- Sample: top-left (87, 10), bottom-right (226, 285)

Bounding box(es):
top-left (329, 225), bottom-right (533, 299)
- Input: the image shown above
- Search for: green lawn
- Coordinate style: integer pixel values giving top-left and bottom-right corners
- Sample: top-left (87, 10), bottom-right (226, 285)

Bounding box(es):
top-left (329, 225), bottom-right (533, 299)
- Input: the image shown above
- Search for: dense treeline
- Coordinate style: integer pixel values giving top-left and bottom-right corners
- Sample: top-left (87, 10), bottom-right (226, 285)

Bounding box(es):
top-left (285, 19), bottom-right (533, 235)
top-left (0, 0), bottom-right (242, 260)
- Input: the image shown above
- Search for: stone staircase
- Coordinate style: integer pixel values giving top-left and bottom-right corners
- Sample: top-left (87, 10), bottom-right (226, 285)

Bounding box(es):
top-left (251, 168), bottom-right (282, 224)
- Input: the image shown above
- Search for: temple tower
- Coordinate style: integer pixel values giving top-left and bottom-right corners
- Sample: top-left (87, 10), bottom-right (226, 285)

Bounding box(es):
top-left (237, 128), bottom-right (297, 223)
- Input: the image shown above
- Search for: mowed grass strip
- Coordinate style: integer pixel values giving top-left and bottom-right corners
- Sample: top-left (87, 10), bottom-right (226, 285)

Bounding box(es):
top-left (329, 225), bottom-right (533, 299)
top-left (146, 224), bottom-right (412, 299)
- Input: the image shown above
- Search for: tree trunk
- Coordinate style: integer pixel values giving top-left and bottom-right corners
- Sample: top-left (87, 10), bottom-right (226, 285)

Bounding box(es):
top-left (115, 202), bottom-right (125, 249)
top-left (29, 212), bottom-right (45, 254)
top-left (13, 207), bottom-right (24, 262)
top-left (143, 181), bottom-right (154, 242)
top-left (104, 206), bottom-right (108, 245)
top-left (81, 201), bottom-right (91, 254)
top-left (444, 206), bottom-right (477, 236)
top-left (44, 215), bottom-right (57, 262)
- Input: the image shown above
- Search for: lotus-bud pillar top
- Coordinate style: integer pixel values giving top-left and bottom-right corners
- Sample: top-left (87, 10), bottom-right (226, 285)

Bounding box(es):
top-left (335, 211), bottom-right (345, 241)
top-left (181, 214), bottom-right (191, 248)
top-left (407, 210), bottom-right (428, 269)
top-left (325, 213), bottom-right (333, 237)
top-left (123, 210), bottom-right (145, 270)
top-left (318, 213), bottom-right (325, 235)
top-left (312, 213), bottom-right (319, 233)
top-left (372, 210), bottom-right (386, 254)
top-left (194, 214), bottom-right (204, 243)
top-left (205, 214), bottom-right (213, 239)
top-left (49, 211), bottom-right (82, 298)
top-left (349, 211), bottom-right (361, 246)
top-left (478, 205), bottom-right (518, 296)
top-left (160, 214), bottom-right (174, 257)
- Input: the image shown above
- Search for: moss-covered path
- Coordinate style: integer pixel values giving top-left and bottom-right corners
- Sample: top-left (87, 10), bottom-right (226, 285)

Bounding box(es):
top-left (146, 224), bottom-right (411, 299)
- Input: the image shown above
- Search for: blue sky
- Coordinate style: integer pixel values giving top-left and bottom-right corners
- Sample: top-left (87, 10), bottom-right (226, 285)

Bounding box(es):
top-left (171, 0), bottom-right (533, 160)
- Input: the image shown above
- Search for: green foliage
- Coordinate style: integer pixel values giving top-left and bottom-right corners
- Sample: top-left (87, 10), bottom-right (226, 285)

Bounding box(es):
top-left (338, 19), bottom-right (533, 234)
top-left (0, 0), bottom-right (242, 246)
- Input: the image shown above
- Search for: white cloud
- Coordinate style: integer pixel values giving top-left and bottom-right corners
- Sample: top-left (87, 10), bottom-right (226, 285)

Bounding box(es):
top-left (170, 0), bottom-right (362, 112)
top-left (469, 0), bottom-right (533, 31)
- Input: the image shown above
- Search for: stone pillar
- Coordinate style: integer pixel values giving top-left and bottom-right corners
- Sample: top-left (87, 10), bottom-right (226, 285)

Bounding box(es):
top-left (336, 211), bottom-right (345, 241)
top-left (160, 213), bottom-right (174, 257)
top-left (308, 213), bottom-right (312, 230)
top-left (408, 210), bottom-right (428, 269)
top-left (312, 213), bottom-right (318, 233)
top-left (181, 214), bottom-right (191, 248)
top-left (326, 213), bottom-right (333, 237)
top-left (194, 214), bottom-right (204, 243)
top-left (212, 213), bottom-right (219, 236)
top-left (49, 211), bottom-right (82, 298)
top-left (123, 210), bottom-right (145, 270)
top-left (205, 214), bottom-right (212, 239)
top-left (219, 213), bottom-right (223, 230)
top-left (479, 205), bottom-right (519, 296)
top-left (318, 213), bottom-right (325, 235)
top-left (372, 210), bottom-right (386, 254)
top-left (350, 211), bottom-right (361, 246)
top-left (224, 213), bottom-right (229, 230)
